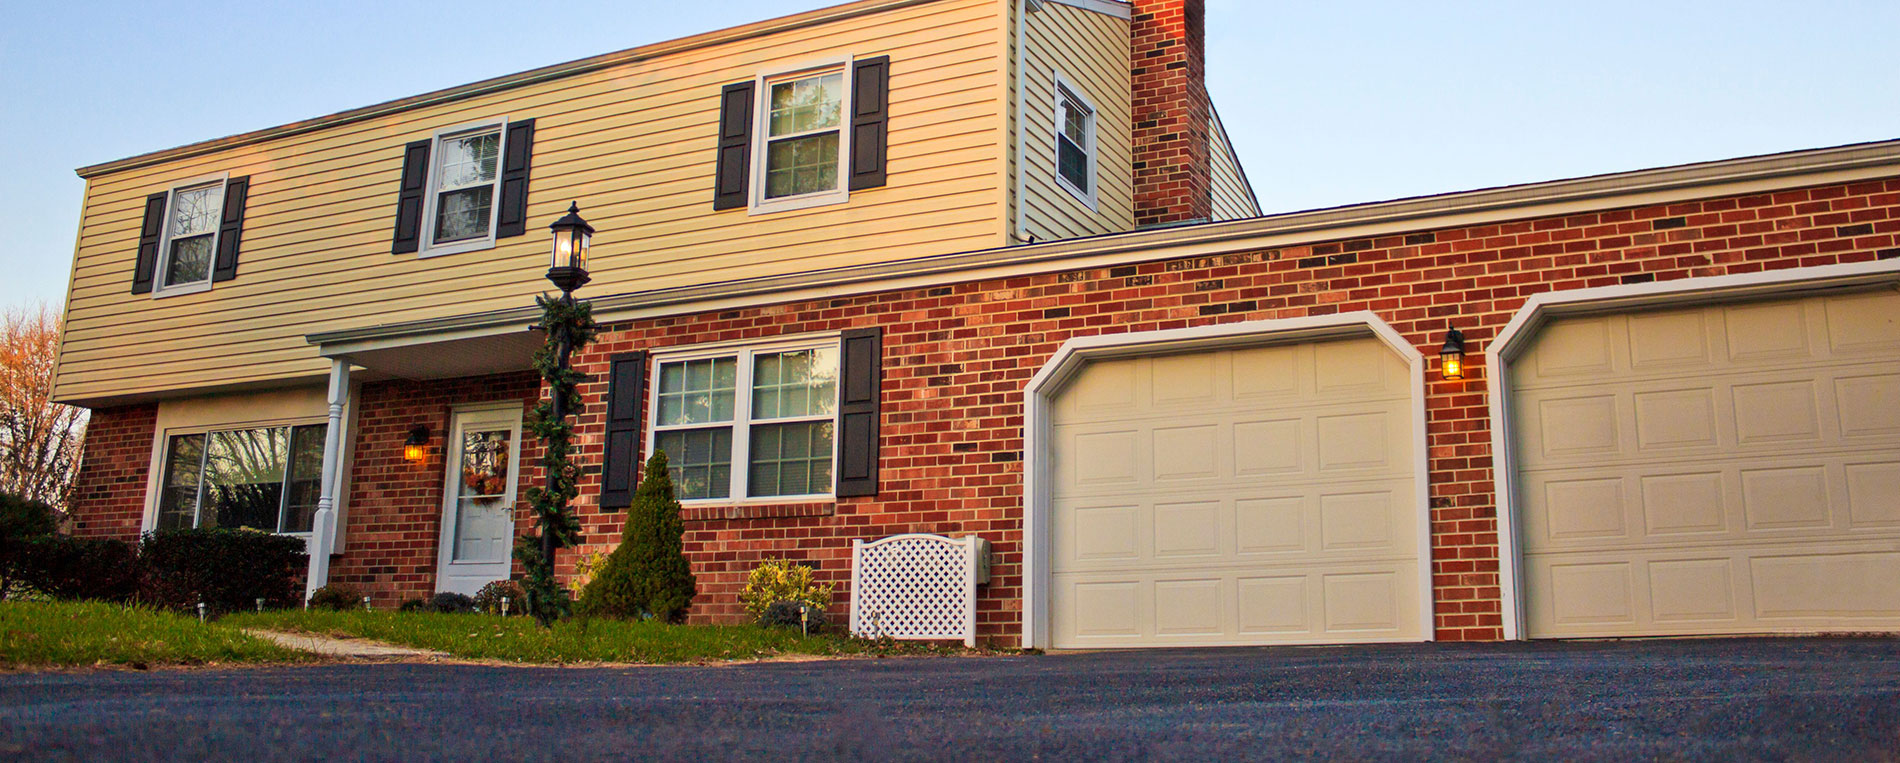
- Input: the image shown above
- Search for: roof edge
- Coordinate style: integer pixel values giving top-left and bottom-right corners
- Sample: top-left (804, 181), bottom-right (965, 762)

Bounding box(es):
top-left (308, 137), bottom-right (1900, 348)
top-left (75, 0), bottom-right (940, 179)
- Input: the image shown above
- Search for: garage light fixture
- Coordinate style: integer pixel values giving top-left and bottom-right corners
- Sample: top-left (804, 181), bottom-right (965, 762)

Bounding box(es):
top-left (1440, 328), bottom-right (1466, 380)
top-left (403, 425), bottom-right (431, 464)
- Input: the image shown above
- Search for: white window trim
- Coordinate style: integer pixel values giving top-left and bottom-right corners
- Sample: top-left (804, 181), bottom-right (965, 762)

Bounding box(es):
top-left (646, 333), bottom-right (844, 505)
top-left (151, 171), bottom-right (231, 299)
top-left (143, 416), bottom-right (329, 537)
top-left (417, 117), bottom-right (509, 258)
top-left (1052, 73), bottom-right (1099, 211)
top-left (748, 56), bottom-right (854, 216)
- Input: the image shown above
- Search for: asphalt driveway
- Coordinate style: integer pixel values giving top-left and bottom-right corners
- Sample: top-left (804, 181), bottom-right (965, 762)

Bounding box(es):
top-left (3, 637), bottom-right (1898, 761)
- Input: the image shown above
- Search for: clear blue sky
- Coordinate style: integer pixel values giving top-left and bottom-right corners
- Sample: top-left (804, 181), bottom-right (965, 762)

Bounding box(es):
top-left (5, 1), bottom-right (1897, 311)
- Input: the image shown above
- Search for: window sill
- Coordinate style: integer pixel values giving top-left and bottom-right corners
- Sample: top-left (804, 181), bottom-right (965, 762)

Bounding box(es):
top-left (678, 501), bottom-right (835, 522)
top-left (748, 189), bottom-right (849, 216)
top-left (418, 237), bottom-right (496, 259)
top-left (152, 281), bottom-right (213, 299)
top-left (1055, 175), bottom-right (1098, 211)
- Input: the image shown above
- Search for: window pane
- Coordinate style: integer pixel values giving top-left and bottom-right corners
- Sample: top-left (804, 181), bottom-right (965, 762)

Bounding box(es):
top-left (764, 133), bottom-right (840, 199)
top-left (156, 434), bottom-right (205, 531)
top-left (1058, 136), bottom-right (1089, 193)
top-left (164, 234), bottom-right (214, 287)
top-left (748, 421), bottom-right (833, 497)
top-left (768, 72), bottom-right (843, 136)
top-left (655, 427), bottom-right (733, 500)
top-left (281, 425), bottom-right (325, 534)
top-left (458, 429), bottom-right (513, 498)
top-left (752, 347), bottom-right (838, 419)
top-left (168, 184), bottom-right (223, 239)
top-left (202, 428), bottom-right (289, 532)
top-left (433, 186), bottom-right (494, 243)
top-left (656, 357), bottom-right (737, 426)
top-left (453, 428), bottom-right (514, 562)
top-left (437, 131), bottom-right (501, 188)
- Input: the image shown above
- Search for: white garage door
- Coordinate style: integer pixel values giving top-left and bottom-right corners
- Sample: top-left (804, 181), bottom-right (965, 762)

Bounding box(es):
top-left (1513, 289), bottom-right (1900, 638)
top-left (1048, 336), bottom-right (1424, 648)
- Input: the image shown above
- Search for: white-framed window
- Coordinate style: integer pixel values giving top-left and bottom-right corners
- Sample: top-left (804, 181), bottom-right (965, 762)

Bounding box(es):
top-left (153, 423), bottom-right (326, 534)
top-left (647, 337), bottom-right (841, 502)
top-left (1053, 75), bottom-right (1097, 209)
top-left (419, 119), bottom-right (507, 257)
top-left (153, 174), bottom-right (229, 297)
top-left (750, 58), bottom-right (852, 214)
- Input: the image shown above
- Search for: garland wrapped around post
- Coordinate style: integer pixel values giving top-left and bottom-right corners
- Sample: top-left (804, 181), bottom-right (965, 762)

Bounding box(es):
top-left (517, 292), bottom-right (598, 625)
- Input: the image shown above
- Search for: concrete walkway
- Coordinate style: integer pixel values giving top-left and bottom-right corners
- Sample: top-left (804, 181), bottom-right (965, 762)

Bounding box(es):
top-left (241, 629), bottom-right (447, 660)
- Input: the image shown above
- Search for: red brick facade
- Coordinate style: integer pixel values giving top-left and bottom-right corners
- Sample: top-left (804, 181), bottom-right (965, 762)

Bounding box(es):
top-left (68, 175), bottom-right (1900, 641)
top-left (1130, 0), bottom-right (1213, 227)
top-left (68, 402), bottom-right (156, 540)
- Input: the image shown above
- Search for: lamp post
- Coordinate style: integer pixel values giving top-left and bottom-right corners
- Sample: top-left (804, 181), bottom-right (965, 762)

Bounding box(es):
top-left (539, 202), bottom-right (594, 586)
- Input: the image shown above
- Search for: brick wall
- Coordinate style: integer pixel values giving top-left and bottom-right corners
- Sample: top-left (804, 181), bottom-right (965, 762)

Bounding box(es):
top-left (67, 403), bottom-right (157, 540)
top-left (559, 175), bottom-right (1900, 643)
top-left (1130, 0), bottom-right (1213, 227)
top-left (326, 371), bottom-right (541, 605)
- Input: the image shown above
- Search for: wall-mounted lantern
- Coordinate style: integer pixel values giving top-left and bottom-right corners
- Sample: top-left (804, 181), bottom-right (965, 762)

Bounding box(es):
top-left (1440, 328), bottom-right (1466, 380)
top-left (403, 425), bottom-right (431, 464)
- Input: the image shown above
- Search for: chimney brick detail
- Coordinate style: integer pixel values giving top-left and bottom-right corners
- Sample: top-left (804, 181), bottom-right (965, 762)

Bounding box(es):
top-left (1130, 0), bottom-right (1213, 227)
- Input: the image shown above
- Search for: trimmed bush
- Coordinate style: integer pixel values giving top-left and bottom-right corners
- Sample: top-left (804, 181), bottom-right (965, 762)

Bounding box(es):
top-left (739, 558), bottom-right (835, 620)
top-left (140, 528), bottom-right (306, 613)
top-left (307, 583), bottom-right (363, 611)
top-left (473, 579), bottom-right (526, 616)
top-left (578, 452), bottom-right (696, 622)
top-left (407, 592), bottom-right (477, 614)
top-left (758, 599), bottom-right (829, 631)
top-left (0, 494), bottom-right (62, 597)
top-left (5, 535), bottom-right (138, 602)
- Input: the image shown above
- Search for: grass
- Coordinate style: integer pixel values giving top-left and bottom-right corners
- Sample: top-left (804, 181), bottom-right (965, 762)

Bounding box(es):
top-left (221, 609), bottom-right (981, 665)
top-left (0, 600), bottom-right (309, 669)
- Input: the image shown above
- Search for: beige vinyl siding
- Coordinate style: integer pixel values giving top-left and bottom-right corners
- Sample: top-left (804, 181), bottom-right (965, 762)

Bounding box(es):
top-left (1016, 0), bottom-right (1133, 243)
top-left (1208, 105), bottom-right (1259, 221)
top-left (57, 0), bottom-right (1008, 405)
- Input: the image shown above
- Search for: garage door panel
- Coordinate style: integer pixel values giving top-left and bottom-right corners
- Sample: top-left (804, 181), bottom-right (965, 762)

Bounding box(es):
top-left (1515, 291), bottom-right (1900, 638)
top-left (1050, 336), bottom-right (1423, 648)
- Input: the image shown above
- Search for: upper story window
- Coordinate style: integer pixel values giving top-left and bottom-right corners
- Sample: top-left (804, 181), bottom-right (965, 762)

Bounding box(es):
top-left (762, 69), bottom-right (846, 202)
top-left (1054, 78), bottom-right (1097, 208)
top-left (423, 123), bottom-right (503, 254)
top-left (157, 181), bottom-right (225, 294)
top-left (648, 341), bottom-right (840, 502)
top-left (389, 118), bottom-right (536, 257)
top-left (155, 424), bottom-right (325, 534)
top-left (711, 56), bottom-right (890, 213)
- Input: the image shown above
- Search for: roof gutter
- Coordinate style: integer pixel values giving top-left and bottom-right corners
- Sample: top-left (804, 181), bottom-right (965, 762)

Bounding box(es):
top-left (76, 0), bottom-right (942, 179)
top-left (309, 137), bottom-right (1900, 348)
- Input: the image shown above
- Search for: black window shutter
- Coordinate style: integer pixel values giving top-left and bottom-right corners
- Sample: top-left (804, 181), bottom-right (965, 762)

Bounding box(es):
top-left (836, 327), bottom-right (883, 497)
top-left (390, 139), bottom-right (432, 254)
top-left (494, 119), bottom-right (535, 238)
top-left (848, 56), bottom-right (891, 191)
top-left (713, 81), bottom-right (754, 210)
top-left (599, 351), bottom-right (648, 509)
top-left (130, 192), bottom-right (168, 294)
top-left (211, 176), bottom-right (250, 283)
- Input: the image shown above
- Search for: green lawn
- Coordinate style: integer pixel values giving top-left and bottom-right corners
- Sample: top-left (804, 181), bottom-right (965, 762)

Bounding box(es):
top-left (0, 601), bottom-right (309, 669)
top-left (221, 609), bottom-right (977, 665)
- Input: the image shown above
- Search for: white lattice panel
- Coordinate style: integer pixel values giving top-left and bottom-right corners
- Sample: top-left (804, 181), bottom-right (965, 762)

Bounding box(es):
top-left (850, 534), bottom-right (988, 647)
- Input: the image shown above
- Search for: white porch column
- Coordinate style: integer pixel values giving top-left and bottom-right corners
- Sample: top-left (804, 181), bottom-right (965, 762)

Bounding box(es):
top-left (303, 359), bottom-right (352, 603)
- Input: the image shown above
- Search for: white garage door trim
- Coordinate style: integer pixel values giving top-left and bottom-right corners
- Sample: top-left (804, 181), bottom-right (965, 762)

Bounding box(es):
top-left (1487, 258), bottom-right (1900, 640)
top-left (1022, 312), bottom-right (1432, 650)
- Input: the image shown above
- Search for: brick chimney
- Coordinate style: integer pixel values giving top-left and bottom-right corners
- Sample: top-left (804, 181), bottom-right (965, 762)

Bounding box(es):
top-left (1130, 0), bottom-right (1213, 228)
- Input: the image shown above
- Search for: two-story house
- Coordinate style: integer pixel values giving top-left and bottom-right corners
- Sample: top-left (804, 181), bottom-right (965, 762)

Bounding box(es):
top-left (61, 0), bottom-right (1900, 649)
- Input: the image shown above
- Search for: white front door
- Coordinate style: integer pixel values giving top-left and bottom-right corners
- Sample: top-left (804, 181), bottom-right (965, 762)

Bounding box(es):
top-left (435, 405), bottom-right (522, 595)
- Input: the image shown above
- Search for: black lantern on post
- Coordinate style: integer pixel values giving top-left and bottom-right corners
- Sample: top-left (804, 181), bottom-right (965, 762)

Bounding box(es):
top-left (1440, 327), bottom-right (1466, 380)
top-left (546, 202), bottom-right (594, 294)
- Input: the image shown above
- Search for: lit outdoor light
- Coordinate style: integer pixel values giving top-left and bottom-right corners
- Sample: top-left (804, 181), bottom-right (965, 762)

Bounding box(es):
top-left (546, 202), bottom-right (594, 294)
top-left (403, 425), bottom-right (430, 464)
top-left (1441, 327), bottom-right (1467, 380)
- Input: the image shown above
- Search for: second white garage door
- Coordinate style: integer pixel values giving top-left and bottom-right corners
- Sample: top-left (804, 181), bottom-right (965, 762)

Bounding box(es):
top-left (1047, 335), bottom-right (1425, 648)
top-left (1512, 289), bottom-right (1900, 638)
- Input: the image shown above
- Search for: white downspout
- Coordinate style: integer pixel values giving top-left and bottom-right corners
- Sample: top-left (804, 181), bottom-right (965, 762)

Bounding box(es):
top-left (303, 358), bottom-right (352, 603)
